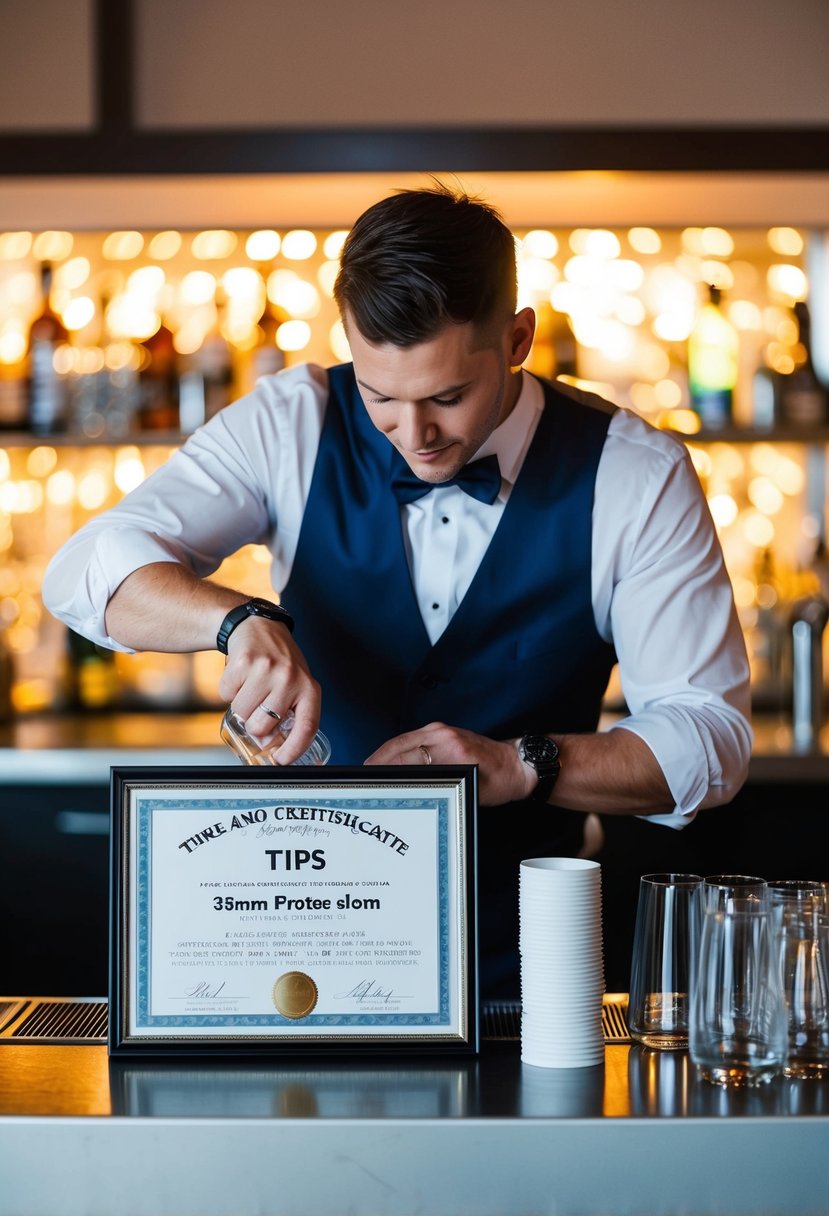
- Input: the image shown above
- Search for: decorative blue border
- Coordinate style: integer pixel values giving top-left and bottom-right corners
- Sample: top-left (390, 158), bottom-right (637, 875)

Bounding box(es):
top-left (134, 796), bottom-right (452, 1030)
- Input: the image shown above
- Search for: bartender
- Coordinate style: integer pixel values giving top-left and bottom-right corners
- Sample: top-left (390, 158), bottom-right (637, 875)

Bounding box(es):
top-left (43, 185), bottom-right (752, 995)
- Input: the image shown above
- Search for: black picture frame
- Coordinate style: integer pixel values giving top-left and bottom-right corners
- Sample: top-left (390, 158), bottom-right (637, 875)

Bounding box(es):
top-left (109, 765), bottom-right (477, 1057)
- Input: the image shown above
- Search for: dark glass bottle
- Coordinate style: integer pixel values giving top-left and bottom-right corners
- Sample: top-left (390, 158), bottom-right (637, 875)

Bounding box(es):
top-left (776, 302), bottom-right (828, 428)
top-left (27, 261), bottom-right (70, 434)
top-left (65, 628), bottom-right (118, 711)
top-left (137, 322), bottom-right (180, 432)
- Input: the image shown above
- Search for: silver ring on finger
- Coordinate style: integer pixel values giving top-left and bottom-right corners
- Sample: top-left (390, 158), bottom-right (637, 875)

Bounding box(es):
top-left (259, 703), bottom-right (282, 722)
top-left (418, 744), bottom-right (432, 766)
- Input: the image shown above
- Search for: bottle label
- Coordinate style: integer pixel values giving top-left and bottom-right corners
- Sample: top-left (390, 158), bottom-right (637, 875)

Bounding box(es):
top-left (691, 389), bottom-right (732, 428)
top-left (0, 377), bottom-right (27, 428)
top-left (29, 339), bottom-right (68, 432)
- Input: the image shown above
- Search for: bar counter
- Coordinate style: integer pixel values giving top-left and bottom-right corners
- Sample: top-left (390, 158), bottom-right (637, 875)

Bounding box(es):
top-left (0, 1006), bottom-right (827, 1216)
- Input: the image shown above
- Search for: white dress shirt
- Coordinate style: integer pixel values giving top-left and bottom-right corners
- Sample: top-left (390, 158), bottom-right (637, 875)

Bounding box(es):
top-left (42, 364), bottom-right (752, 828)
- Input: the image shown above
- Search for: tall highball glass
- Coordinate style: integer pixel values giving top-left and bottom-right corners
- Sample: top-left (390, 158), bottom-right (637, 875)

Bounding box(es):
top-left (689, 875), bottom-right (788, 1087)
top-left (628, 873), bottom-right (702, 1050)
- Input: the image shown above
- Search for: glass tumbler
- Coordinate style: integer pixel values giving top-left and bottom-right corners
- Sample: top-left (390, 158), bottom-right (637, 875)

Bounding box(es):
top-left (220, 709), bottom-right (331, 767)
top-left (768, 881), bottom-right (829, 1078)
top-left (628, 873), bottom-right (702, 1050)
top-left (689, 875), bottom-right (788, 1087)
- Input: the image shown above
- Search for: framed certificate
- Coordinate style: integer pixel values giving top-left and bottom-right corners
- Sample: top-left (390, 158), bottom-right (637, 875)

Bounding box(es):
top-left (109, 766), bottom-right (477, 1056)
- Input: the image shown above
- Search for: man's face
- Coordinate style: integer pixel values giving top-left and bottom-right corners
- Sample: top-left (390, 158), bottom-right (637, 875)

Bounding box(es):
top-left (346, 310), bottom-right (534, 484)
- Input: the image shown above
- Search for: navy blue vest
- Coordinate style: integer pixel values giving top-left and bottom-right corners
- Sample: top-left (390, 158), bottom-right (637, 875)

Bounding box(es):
top-left (284, 363), bottom-right (617, 995)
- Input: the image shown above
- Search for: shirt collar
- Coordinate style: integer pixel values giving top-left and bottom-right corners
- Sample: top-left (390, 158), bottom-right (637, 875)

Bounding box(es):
top-left (475, 371), bottom-right (545, 490)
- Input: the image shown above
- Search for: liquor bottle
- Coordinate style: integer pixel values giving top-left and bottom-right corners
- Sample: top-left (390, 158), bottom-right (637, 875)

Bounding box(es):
top-left (250, 301), bottom-right (287, 384)
top-left (27, 261), bottom-right (70, 434)
top-left (137, 321), bottom-right (180, 432)
top-left (65, 628), bottom-right (118, 711)
top-left (0, 357), bottom-right (28, 431)
top-left (194, 293), bottom-right (234, 420)
top-left (688, 284), bottom-right (738, 429)
top-left (776, 302), bottom-right (828, 429)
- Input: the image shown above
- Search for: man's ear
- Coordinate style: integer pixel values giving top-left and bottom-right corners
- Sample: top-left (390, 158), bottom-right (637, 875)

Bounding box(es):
top-left (509, 307), bottom-right (536, 368)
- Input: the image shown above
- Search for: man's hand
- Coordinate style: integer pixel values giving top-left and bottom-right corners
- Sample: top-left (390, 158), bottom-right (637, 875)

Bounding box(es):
top-left (218, 614), bottom-right (321, 765)
top-left (105, 562), bottom-right (322, 766)
top-left (364, 722), bottom-right (533, 806)
top-left (365, 722), bottom-right (675, 815)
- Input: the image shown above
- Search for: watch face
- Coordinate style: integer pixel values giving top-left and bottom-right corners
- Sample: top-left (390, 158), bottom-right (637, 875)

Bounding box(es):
top-left (522, 736), bottom-right (559, 765)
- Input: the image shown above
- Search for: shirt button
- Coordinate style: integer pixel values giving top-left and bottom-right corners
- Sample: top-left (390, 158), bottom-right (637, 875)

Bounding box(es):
top-left (441, 516), bottom-right (450, 524)
top-left (419, 674), bottom-right (438, 690)
top-left (432, 602), bottom-right (439, 610)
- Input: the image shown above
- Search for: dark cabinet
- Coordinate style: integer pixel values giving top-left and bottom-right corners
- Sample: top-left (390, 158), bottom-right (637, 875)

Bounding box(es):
top-left (0, 783), bottom-right (110, 996)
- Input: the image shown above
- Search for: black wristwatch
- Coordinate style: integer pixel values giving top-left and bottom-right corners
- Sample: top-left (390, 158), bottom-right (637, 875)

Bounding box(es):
top-left (518, 734), bottom-right (561, 804)
top-left (216, 598), bottom-right (295, 655)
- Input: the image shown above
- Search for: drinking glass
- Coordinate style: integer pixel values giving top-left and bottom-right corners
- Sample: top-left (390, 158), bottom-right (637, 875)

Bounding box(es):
top-left (220, 709), bottom-right (331, 767)
top-left (767, 882), bottom-right (829, 1078)
top-left (628, 873), bottom-right (702, 1050)
top-left (689, 876), bottom-right (787, 1087)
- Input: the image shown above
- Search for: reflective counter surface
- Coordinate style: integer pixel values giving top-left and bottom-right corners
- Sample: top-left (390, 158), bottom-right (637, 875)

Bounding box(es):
top-left (1, 998), bottom-right (827, 1216)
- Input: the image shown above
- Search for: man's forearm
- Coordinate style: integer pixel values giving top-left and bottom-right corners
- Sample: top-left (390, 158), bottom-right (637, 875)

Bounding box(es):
top-left (549, 727), bottom-right (673, 816)
top-left (104, 562), bottom-right (247, 653)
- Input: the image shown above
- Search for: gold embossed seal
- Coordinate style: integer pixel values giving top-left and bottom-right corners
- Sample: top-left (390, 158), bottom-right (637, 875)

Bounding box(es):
top-left (272, 971), bottom-right (318, 1019)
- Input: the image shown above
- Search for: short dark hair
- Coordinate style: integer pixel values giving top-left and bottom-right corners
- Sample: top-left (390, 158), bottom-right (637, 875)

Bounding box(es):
top-left (333, 183), bottom-right (517, 347)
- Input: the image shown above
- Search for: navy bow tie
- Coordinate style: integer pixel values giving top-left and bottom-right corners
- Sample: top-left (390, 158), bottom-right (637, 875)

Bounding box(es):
top-left (390, 453), bottom-right (502, 505)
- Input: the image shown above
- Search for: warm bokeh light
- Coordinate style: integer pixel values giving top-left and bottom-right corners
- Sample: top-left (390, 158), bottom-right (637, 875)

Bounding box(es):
top-left (128, 266), bottom-right (166, 299)
top-left (179, 271), bottom-right (217, 306)
top-left (62, 296), bottom-right (96, 331)
top-left (105, 296), bottom-right (161, 342)
top-left (317, 260), bottom-right (340, 298)
top-left (742, 511), bottom-right (776, 548)
top-left (276, 319), bottom-right (312, 351)
top-left (322, 231), bottom-right (349, 260)
top-left (521, 229), bottom-right (559, 259)
top-left (102, 231), bottom-right (144, 260)
top-left (0, 231), bottom-right (33, 260)
top-left (748, 476), bottom-right (784, 516)
top-left (32, 231), bottom-right (74, 261)
top-left (709, 494), bottom-right (739, 529)
top-left (627, 227), bottom-right (661, 255)
top-left (329, 319), bottom-right (351, 362)
top-left (222, 267), bottom-right (264, 305)
top-left (114, 448), bottom-right (146, 493)
top-left (767, 264), bottom-right (808, 302)
top-left (55, 257), bottom-right (91, 291)
top-left (0, 328), bottom-right (27, 364)
top-left (245, 230), bottom-right (281, 262)
top-left (191, 230), bottom-right (237, 260)
top-left (148, 231), bottom-right (183, 260)
top-left (767, 227), bottom-right (804, 257)
top-left (46, 469), bottom-right (76, 505)
top-left (281, 230), bottom-right (317, 261)
top-left (77, 470), bottom-right (110, 511)
top-left (267, 270), bottom-right (320, 318)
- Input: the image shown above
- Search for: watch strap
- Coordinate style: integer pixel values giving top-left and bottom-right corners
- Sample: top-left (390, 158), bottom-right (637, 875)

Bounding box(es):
top-left (216, 598), bottom-right (295, 654)
top-left (518, 734), bottom-right (561, 804)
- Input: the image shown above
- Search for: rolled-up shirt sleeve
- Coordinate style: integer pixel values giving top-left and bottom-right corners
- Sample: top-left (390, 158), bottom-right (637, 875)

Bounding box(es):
top-left (593, 408), bottom-right (752, 828)
top-left (42, 364), bottom-right (328, 651)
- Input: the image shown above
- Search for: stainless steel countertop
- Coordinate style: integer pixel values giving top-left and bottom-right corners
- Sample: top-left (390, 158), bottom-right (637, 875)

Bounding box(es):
top-left (0, 1024), bottom-right (827, 1216)
top-left (0, 711), bottom-right (827, 783)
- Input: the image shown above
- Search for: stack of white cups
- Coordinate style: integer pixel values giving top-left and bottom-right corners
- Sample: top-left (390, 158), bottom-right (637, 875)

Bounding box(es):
top-left (519, 857), bottom-right (605, 1068)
